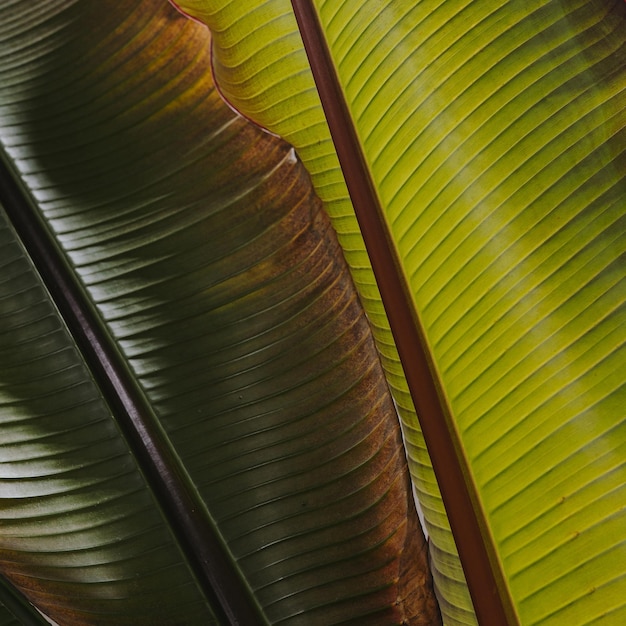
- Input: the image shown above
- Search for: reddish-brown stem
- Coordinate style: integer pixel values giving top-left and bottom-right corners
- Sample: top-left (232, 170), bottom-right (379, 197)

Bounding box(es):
top-left (289, 2), bottom-right (517, 624)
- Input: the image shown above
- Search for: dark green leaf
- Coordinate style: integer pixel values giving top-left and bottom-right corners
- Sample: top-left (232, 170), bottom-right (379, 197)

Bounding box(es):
top-left (0, 0), bottom-right (440, 624)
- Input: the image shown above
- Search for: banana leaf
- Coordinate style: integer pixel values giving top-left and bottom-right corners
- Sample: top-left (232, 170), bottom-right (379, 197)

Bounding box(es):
top-left (172, 0), bottom-right (626, 624)
top-left (171, 0), bottom-right (477, 620)
top-left (0, 0), bottom-right (440, 624)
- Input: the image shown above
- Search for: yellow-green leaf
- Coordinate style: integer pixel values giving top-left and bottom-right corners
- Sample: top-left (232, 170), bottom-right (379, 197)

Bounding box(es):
top-left (173, 0), bottom-right (626, 623)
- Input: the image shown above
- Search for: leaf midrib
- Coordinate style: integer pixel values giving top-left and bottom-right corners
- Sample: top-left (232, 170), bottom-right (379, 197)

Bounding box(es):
top-left (0, 152), bottom-right (264, 626)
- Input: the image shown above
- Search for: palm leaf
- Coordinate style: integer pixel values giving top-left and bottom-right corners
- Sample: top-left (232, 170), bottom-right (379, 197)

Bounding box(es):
top-left (173, 0), bottom-right (626, 624)
top-left (0, 0), bottom-right (439, 624)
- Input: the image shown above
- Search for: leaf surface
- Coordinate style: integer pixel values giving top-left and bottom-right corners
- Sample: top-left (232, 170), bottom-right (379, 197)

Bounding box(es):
top-left (0, 0), bottom-right (440, 623)
top-left (172, 0), bottom-right (626, 623)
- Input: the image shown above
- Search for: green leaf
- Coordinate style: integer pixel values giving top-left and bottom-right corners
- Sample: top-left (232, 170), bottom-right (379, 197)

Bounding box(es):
top-left (0, 202), bottom-right (219, 623)
top-left (172, 0), bottom-right (626, 624)
top-left (0, 0), bottom-right (439, 624)
top-left (173, 0), bottom-right (477, 622)
top-left (311, 1), bottom-right (626, 624)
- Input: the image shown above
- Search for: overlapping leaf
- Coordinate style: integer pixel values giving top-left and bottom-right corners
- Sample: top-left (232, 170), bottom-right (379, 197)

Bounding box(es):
top-left (0, 199), bottom-right (218, 625)
top-left (172, 0), bottom-right (477, 622)
top-left (0, 0), bottom-right (439, 623)
top-left (172, 0), bottom-right (626, 624)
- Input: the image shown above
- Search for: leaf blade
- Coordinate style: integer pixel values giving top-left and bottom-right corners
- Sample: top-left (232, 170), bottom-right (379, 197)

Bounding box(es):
top-left (308, 0), bottom-right (626, 623)
top-left (0, 0), bottom-right (441, 623)
top-left (172, 0), bottom-right (475, 621)
top-left (173, 0), bottom-right (626, 622)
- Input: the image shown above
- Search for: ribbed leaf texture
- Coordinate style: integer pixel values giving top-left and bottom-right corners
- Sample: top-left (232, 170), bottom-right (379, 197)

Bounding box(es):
top-left (172, 0), bottom-right (625, 624)
top-left (170, 0), bottom-right (475, 622)
top-left (0, 200), bottom-right (217, 624)
top-left (312, 1), bottom-right (626, 623)
top-left (0, 0), bottom-right (440, 624)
